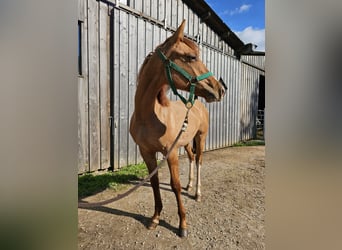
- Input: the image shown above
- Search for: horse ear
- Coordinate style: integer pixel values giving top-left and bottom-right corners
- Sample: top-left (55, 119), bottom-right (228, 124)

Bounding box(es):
top-left (172, 19), bottom-right (186, 42)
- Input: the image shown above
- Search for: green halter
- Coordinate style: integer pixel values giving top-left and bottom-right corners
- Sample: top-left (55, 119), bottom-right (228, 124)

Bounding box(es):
top-left (156, 49), bottom-right (213, 109)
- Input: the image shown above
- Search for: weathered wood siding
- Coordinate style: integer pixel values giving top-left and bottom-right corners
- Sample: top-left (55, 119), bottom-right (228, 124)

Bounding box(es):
top-left (78, 0), bottom-right (111, 172)
top-left (78, 0), bottom-right (265, 173)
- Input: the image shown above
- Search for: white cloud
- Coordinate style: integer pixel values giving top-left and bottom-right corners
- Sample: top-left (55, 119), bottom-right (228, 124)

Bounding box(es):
top-left (239, 4), bottom-right (252, 13)
top-left (235, 26), bottom-right (265, 52)
top-left (228, 4), bottom-right (252, 16)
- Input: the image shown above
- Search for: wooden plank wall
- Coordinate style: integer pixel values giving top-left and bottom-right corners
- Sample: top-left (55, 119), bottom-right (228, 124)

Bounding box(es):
top-left (78, 0), bottom-right (265, 173)
top-left (78, 0), bottom-right (111, 173)
top-left (78, 0), bottom-right (89, 173)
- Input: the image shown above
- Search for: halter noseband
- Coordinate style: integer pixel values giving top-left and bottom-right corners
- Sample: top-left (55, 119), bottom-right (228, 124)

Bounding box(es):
top-left (156, 49), bottom-right (213, 109)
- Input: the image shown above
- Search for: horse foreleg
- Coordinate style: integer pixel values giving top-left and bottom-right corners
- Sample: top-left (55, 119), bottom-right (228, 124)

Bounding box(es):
top-left (184, 144), bottom-right (195, 192)
top-left (167, 150), bottom-right (188, 237)
top-left (139, 148), bottom-right (162, 230)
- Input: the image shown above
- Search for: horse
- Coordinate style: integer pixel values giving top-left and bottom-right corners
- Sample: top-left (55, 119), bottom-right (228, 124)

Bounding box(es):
top-left (129, 20), bottom-right (225, 237)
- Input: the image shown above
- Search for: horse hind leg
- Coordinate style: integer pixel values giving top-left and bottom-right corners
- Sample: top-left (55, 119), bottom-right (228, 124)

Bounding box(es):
top-left (139, 148), bottom-right (162, 230)
top-left (194, 133), bottom-right (206, 202)
top-left (184, 143), bottom-right (195, 192)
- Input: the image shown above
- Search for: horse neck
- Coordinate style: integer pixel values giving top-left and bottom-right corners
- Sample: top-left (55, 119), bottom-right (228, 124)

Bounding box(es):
top-left (134, 59), bottom-right (167, 120)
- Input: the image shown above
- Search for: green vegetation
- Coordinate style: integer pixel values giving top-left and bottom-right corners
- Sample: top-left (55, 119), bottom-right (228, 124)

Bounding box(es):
top-left (78, 163), bottom-right (148, 199)
top-left (232, 140), bottom-right (265, 147)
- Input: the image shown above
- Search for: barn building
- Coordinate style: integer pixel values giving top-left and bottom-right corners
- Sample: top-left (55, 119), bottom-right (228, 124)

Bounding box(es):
top-left (77, 0), bottom-right (265, 173)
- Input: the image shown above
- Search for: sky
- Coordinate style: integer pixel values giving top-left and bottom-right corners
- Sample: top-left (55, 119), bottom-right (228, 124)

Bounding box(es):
top-left (205, 0), bottom-right (265, 52)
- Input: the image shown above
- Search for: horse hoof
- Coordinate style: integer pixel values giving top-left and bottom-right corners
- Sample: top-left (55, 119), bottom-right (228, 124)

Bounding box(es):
top-left (179, 228), bottom-right (188, 238)
top-left (186, 185), bottom-right (192, 192)
top-left (195, 195), bottom-right (201, 202)
top-left (148, 221), bottom-right (158, 230)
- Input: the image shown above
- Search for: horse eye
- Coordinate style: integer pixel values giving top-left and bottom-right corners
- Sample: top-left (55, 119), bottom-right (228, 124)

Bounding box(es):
top-left (186, 54), bottom-right (197, 62)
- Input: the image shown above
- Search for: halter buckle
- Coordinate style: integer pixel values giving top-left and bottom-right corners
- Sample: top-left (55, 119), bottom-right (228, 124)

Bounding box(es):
top-left (185, 102), bottom-right (193, 109)
top-left (190, 77), bottom-right (198, 84)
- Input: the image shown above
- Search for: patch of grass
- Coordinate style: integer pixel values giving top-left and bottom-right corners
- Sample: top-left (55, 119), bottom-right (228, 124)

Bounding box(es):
top-left (78, 163), bottom-right (148, 199)
top-left (232, 140), bottom-right (265, 147)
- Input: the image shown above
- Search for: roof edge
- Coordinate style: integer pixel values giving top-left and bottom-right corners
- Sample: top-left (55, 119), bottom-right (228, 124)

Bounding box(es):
top-left (183, 0), bottom-right (260, 57)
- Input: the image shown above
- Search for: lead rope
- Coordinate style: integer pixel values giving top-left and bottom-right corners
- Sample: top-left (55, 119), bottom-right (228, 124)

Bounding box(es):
top-left (78, 109), bottom-right (190, 208)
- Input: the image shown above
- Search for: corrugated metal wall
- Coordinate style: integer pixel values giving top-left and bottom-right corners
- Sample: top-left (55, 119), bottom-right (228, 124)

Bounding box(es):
top-left (77, 0), bottom-right (265, 173)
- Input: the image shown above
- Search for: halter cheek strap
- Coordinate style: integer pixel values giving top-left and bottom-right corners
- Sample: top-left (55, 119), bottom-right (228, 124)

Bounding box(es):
top-left (156, 49), bottom-right (213, 109)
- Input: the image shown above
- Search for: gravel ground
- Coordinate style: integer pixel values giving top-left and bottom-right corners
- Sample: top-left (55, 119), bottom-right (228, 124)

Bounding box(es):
top-left (78, 146), bottom-right (265, 249)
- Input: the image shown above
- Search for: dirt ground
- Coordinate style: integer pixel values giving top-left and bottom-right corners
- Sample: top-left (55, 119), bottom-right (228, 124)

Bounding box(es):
top-left (78, 146), bottom-right (265, 249)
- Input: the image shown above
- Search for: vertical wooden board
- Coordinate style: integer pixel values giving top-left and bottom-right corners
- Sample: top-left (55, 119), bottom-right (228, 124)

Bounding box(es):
top-left (210, 30), bottom-right (215, 47)
top-left (99, 3), bottom-right (111, 170)
top-left (152, 25), bottom-right (160, 49)
top-left (240, 65), bottom-right (245, 141)
top-left (232, 60), bottom-right (238, 143)
top-left (208, 48), bottom-right (214, 149)
top-left (128, 14), bottom-right (138, 164)
top-left (188, 8), bottom-right (194, 37)
top-left (218, 52), bottom-right (224, 146)
top-left (241, 65), bottom-right (245, 141)
top-left (201, 23), bottom-right (206, 44)
top-left (215, 34), bottom-right (219, 49)
top-left (119, 11), bottom-right (129, 168)
top-left (149, 0), bottom-right (157, 19)
top-left (78, 0), bottom-right (84, 21)
top-left (160, 26), bottom-right (167, 43)
top-left (223, 55), bottom-right (228, 146)
top-left (88, 0), bottom-right (101, 172)
top-left (150, 0), bottom-right (158, 19)
top-left (134, 0), bottom-right (142, 12)
top-left (218, 52), bottom-right (223, 147)
top-left (215, 51), bottom-right (220, 148)
top-left (143, 0), bottom-right (151, 18)
top-left (227, 56), bottom-right (232, 145)
top-left (78, 3), bottom-right (89, 173)
top-left (249, 70), bottom-right (253, 138)
top-left (203, 24), bottom-right (208, 48)
top-left (232, 59), bottom-right (238, 143)
top-left (232, 60), bottom-right (237, 143)
top-left (170, 0), bottom-right (177, 29)
top-left (235, 61), bottom-right (240, 142)
top-left (165, 0), bottom-right (171, 28)
top-left (145, 21), bottom-right (153, 53)
top-left (251, 69), bottom-right (259, 138)
top-left (251, 71), bottom-right (256, 138)
top-left (231, 60), bottom-right (236, 143)
top-left (209, 49), bottom-right (215, 149)
top-left (177, 0), bottom-right (183, 27)
top-left (226, 56), bottom-right (230, 146)
top-left (135, 18), bottom-right (146, 163)
top-left (183, 4), bottom-right (189, 34)
top-left (227, 57), bottom-right (232, 145)
top-left (78, 77), bottom-right (88, 173)
top-left (246, 68), bottom-right (251, 139)
top-left (112, 8), bottom-right (121, 169)
top-left (247, 68), bottom-right (251, 139)
top-left (158, 0), bottom-right (165, 21)
top-left (193, 13), bottom-right (198, 38)
top-left (245, 67), bottom-right (250, 139)
top-left (241, 64), bottom-right (250, 140)
top-left (216, 51), bottom-right (221, 148)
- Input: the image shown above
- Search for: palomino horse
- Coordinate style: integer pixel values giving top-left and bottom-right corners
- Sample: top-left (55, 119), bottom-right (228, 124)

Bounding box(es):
top-left (130, 20), bottom-right (225, 237)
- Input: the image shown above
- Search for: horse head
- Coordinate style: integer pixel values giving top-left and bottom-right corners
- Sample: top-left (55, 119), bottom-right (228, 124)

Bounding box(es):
top-left (157, 20), bottom-right (225, 104)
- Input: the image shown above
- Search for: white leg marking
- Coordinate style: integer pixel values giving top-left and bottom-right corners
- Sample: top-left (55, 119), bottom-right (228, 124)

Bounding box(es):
top-left (196, 163), bottom-right (202, 199)
top-left (187, 160), bottom-right (194, 191)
